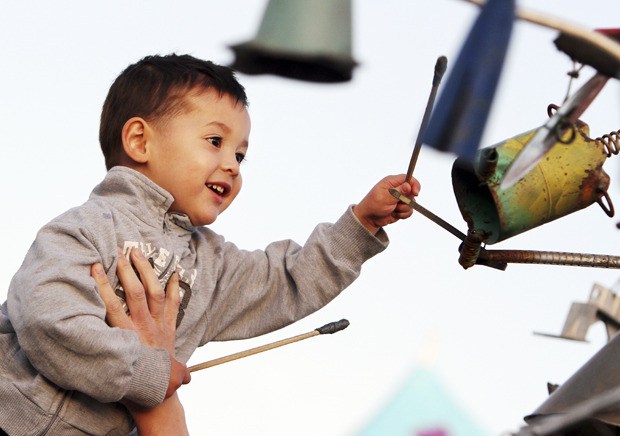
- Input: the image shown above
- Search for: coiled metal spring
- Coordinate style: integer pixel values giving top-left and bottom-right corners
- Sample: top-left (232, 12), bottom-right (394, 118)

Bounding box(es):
top-left (592, 128), bottom-right (620, 157)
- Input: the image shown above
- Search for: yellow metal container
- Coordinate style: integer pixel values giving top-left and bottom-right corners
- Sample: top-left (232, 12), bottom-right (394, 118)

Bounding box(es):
top-left (452, 122), bottom-right (612, 244)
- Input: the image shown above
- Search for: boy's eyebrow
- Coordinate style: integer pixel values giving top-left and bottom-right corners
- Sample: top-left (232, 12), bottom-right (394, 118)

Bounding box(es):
top-left (204, 121), bottom-right (231, 133)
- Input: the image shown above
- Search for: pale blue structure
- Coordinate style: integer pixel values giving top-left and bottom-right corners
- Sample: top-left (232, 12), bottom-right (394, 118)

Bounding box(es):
top-left (357, 368), bottom-right (489, 436)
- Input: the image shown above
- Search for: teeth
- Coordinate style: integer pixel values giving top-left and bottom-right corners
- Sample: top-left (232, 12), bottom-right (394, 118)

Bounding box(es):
top-left (207, 184), bottom-right (225, 194)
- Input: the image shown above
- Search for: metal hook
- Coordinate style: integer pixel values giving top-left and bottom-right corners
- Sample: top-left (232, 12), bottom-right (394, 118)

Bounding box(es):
top-left (596, 188), bottom-right (615, 217)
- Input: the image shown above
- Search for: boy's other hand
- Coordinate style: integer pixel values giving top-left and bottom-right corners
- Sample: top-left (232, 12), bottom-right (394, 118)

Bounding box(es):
top-left (352, 174), bottom-right (421, 234)
top-left (91, 248), bottom-right (191, 398)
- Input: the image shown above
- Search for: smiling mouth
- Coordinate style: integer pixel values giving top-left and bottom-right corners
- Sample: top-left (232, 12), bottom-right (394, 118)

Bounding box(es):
top-left (207, 183), bottom-right (226, 195)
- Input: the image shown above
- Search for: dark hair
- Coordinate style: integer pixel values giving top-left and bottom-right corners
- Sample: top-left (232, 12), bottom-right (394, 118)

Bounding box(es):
top-left (99, 54), bottom-right (249, 170)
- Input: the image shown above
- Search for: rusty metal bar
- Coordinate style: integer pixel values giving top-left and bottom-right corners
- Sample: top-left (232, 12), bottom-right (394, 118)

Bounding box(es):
top-left (478, 249), bottom-right (620, 269)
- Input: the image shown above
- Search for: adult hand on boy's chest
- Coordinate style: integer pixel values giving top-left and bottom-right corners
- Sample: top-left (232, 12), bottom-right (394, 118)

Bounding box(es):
top-left (91, 248), bottom-right (191, 397)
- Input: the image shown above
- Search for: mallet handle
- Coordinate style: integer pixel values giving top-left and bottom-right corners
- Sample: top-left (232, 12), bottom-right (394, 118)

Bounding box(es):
top-left (188, 319), bottom-right (350, 373)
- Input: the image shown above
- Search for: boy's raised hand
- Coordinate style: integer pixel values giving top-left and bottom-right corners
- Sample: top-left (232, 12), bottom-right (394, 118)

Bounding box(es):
top-left (352, 174), bottom-right (421, 235)
top-left (91, 248), bottom-right (191, 399)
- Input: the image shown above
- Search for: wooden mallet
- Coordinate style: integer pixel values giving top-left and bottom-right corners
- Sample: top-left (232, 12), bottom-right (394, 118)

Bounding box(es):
top-left (188, 319), bottom-right (350, 373)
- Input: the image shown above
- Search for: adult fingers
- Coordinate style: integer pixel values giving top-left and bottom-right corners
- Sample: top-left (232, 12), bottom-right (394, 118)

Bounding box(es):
top-left (129, 248), bottom-right (166, 322)
top-left (116, 248), bottom-right (152, 333)
top-left (91, 262), bottom-right (133, 330)
top-left (163, 273), bottom-right (181, 336)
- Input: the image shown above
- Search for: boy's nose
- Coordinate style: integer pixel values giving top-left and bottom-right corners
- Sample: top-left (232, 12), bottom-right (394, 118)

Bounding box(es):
top-left (220, 152), bottom-right (240, 175)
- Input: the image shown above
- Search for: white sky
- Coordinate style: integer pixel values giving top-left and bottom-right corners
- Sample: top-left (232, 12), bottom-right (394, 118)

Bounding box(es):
top-left (1, 1), bottom-right (620, 435)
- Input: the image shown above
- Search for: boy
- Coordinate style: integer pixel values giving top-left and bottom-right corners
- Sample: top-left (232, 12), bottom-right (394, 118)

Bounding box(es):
top-left (0, 53), bottom-right (420, 435)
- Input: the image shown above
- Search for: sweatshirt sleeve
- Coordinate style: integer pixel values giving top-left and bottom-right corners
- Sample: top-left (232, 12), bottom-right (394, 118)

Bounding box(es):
top-left (205, 206), bottom-right (389, 342)
top-left (7, 214), bottom-right (169, 407)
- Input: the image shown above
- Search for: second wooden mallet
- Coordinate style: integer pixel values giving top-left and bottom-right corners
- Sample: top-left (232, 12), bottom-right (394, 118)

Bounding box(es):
top-left (188, 319), bottom-right (350, 373)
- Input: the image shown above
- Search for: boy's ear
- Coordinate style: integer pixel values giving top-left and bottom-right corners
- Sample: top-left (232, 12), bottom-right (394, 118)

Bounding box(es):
top-left (121, 117), bottom-right (150, 164)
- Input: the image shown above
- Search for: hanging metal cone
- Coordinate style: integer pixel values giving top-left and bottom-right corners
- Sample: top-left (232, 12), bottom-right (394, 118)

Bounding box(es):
top-left (229, 0), bottom-right (357, 83)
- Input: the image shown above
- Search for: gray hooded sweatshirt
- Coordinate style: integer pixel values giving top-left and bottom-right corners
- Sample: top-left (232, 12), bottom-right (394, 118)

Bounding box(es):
top-left (0, 167), bottom-right (388, 435)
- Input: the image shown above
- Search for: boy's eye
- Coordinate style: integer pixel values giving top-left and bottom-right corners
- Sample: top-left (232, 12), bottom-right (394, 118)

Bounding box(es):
top-left (207, 137), bottom-right (222, 147)
top-left (235, 153), bottom-right (246, 164)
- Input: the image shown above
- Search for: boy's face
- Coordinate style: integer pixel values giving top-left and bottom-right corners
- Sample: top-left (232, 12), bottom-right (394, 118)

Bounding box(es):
top-left (144, 87), bottom-right (250, 226)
